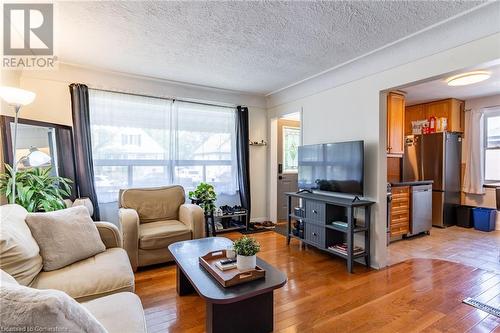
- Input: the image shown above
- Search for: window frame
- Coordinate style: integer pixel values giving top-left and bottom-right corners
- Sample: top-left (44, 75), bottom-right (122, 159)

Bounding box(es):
top-left (282, 125), bottom-right (301, 174)
top-left (88, 89), bottom-right (239, 203)
top-left (483, 107), bottom-right (500, 183)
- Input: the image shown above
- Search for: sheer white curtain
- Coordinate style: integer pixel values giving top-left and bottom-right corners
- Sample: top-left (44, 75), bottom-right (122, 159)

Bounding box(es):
top-left (88, 89), bottom-right (240, 222)
top-left (462, 108), bottom-right (485, 194)
top-left (172, 101), bottom-right (239, 202)
top-left (89, 89), bottom-right (173, 203)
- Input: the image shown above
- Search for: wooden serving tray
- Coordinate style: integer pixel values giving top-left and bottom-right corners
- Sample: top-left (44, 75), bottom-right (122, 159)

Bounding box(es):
top-left (199, 250), bottom-right (266, 287)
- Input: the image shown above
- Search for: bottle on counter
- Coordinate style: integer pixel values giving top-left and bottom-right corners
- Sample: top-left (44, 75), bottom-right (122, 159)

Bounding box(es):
top-left (428, 116), bottom-right (436, 133)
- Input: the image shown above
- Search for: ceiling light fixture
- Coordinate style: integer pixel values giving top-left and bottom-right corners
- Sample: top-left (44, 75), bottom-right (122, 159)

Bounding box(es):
top-left (446, 71), bottom-right (491, 86)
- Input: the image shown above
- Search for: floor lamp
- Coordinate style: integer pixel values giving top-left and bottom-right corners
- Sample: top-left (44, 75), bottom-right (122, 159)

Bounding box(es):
top-left (0, 86), bottom-right (36, 203)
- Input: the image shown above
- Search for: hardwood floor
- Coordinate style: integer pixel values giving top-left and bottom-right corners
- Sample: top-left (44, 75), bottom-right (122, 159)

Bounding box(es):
top-left (388, 226), bottom-right (500, 274)
top-left (135, 231), bottom-right (500, 333)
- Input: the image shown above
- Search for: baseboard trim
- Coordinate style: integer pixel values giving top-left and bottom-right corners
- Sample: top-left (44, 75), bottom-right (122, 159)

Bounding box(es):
top-left (250, 217), bottom-right (270, 223)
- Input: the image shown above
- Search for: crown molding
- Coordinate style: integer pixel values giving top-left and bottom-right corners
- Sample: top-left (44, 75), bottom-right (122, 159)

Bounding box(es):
top-left (20, 62), bottom-right (267, 109)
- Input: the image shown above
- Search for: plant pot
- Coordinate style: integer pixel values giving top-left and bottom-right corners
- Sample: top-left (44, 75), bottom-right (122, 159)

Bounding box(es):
top-left (236, 254), bottom-right (256, 271)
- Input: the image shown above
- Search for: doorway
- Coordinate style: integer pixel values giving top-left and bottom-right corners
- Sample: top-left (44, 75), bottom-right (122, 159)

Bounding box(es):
top-left (276, 113), bottom-right (301, 222)
top-left (384, 62), bottom-right (500, 274)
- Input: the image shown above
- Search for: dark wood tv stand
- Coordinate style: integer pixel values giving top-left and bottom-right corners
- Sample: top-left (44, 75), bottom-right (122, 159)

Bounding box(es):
top-left (285, 192), bottom-right (375, 273)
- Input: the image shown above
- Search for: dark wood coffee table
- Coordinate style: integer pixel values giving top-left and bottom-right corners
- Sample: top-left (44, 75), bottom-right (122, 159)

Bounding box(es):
top-left (168, 237), bottom-right (287, 333)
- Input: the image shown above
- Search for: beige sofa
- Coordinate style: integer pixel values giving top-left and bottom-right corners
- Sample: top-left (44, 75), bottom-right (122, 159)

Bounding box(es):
top-left (118, 185), bottom-right (205, 271)
top-left (0, 204), bottom-right (146, 332)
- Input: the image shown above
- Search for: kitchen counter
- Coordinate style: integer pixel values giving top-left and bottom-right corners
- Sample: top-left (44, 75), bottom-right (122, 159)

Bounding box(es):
top-left (391, 180), bottom-right (434, 187)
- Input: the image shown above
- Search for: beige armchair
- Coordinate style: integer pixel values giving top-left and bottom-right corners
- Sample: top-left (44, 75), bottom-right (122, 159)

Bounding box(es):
top-left (118, 185), bottom-right (205, 271)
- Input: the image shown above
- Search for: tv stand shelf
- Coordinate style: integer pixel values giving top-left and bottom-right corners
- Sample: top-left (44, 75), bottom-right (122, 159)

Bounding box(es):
top-left (285, 192), bottom-right (375, 273)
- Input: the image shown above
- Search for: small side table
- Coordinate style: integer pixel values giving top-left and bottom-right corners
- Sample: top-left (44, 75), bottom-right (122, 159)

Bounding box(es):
top-left (205, 212), bottom-right (216, 237)
top-left (189, 198), bottom-right (217, 237)
top-left (204, 212), bottom-right (249, 237)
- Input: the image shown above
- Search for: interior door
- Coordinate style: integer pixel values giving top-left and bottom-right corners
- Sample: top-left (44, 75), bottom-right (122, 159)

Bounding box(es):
top-left (277, 119), bottom-right (300, 221)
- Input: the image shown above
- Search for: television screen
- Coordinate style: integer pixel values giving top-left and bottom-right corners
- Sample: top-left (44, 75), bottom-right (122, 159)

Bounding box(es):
top-left (298, 140), bottom-right (364, 195)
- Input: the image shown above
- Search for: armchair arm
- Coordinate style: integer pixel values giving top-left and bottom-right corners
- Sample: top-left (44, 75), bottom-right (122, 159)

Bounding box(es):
top-left (95, 221), bottom-right (122, 249)
top-left (119, 208), bottom-right (140, 271)
top-left (179, 204), bottom-right (205, 239)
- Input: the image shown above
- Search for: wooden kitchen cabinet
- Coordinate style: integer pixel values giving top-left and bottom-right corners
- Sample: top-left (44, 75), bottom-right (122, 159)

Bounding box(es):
top-left (387, 92), bottom-right (405, 156)
top-left (390, 186), bottom-right (410, 237)
top-left (405, 104), bottom-right (425, 135)
top-left (404, 98), bottom-right (464, 135)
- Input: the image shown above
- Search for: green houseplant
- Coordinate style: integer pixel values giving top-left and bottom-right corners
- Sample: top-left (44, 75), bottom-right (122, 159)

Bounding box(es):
top-left (233, 236), bottom-right (261, 271)
top-left (188, 182), bottom-right (217, 214)
top-left (0, 164), bottom-right (72, 212)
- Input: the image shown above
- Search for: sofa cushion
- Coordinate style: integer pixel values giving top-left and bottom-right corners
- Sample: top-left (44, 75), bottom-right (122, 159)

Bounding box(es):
top-left (120, 185), bottom-right (185, 223)
top-left (30, 248), bottom-right (134, 302)
top-left (0, 283), bottom-right (106, 333)
top-left (25, 206), bottom-right (106, 271)
top-left (0, 204), bottom-right (43, 286)
top-left (139, 220), bottom-right (191, 250)
top-left (82, 292), bottom-right (146, 333)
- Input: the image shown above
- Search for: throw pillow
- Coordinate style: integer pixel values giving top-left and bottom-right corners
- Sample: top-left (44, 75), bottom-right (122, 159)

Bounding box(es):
top-left (0, 204), bottom-right (43, 285)
top-left (1, 269), bottom-right (19, 286)
top-left (0, 283), bottom-right (107, 333)
top-left (25, 206), bottom-right (106, 271)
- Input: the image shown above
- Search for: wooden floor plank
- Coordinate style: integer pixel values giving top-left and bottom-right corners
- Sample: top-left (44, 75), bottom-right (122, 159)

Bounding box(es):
top-left (135, 231), bottom-right (500, 333)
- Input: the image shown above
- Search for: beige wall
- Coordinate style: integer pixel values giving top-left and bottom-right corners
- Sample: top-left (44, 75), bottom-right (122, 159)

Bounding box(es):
top-left (0, 65), bottom-right (269, 220)
top-left (0, 70), bottom-right (22, 203)
top-left (267, 33), bottom-right (500, 268)
top-left (248, 107), bottom-right (269, 220)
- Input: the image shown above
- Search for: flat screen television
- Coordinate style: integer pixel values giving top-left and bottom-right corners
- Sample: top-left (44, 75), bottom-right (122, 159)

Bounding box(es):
top-left (298, 140), bottom-right (364, 195)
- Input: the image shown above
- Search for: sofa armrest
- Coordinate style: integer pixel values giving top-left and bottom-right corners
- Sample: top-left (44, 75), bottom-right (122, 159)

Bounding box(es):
top-left (95, 221), bottom-right (122, 249)
top-left (119, 208), bottom-right (139, 271)
top-left (179, 204), bottom-right (205, 239)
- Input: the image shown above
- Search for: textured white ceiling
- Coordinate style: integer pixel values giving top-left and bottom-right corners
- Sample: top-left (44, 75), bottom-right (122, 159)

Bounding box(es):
top-left (56, 1), bottom-right (485, 94)
top-left (405, 64), bottom-right (500, 105)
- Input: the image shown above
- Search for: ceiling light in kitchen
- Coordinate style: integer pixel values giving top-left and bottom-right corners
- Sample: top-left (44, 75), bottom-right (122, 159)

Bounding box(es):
top-left (446, 71), bottom-right (491, 86)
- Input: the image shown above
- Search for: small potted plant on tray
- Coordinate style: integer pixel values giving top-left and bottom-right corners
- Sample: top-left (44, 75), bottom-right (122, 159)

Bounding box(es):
top-left (233, 236), bottom-right (260, 271)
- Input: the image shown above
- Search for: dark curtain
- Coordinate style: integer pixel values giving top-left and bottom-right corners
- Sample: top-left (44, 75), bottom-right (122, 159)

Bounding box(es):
top-left (55, 128), bottom-right (77, 200)
top-left (69, 83), bottom-right (100, 220)
top-left (236, 106), bottom-right (251, 216)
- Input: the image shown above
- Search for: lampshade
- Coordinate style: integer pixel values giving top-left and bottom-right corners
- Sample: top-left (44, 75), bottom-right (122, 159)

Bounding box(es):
top-left (27, 148), bottom-right (51, 167)
top-left (0, 86), bottom-right (36, 106)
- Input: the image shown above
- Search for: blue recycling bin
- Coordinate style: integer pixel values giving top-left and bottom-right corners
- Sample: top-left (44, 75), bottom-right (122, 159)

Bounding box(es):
top-left (472, 208), bottom-right (497, 232)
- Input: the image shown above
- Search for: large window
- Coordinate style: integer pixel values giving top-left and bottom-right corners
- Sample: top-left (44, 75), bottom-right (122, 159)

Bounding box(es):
top-left (484, 107), bottom-right (500, 182)
top-left (89, 89), bottom-right (239, 204)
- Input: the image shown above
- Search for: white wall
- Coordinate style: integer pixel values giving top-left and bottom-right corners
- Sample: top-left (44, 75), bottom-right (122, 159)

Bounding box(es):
top-left (267, 33), bottom-right (500, 269)
top-left (0, 64), bottom-right (269, 220)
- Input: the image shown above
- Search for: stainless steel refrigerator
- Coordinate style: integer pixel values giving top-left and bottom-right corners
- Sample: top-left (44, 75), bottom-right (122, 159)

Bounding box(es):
top-left (402, 132), bottom-right (462, 227)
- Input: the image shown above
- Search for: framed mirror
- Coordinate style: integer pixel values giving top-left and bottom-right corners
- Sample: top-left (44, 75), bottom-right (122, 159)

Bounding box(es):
top-left (1, 116), bottom-right (77, 199)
